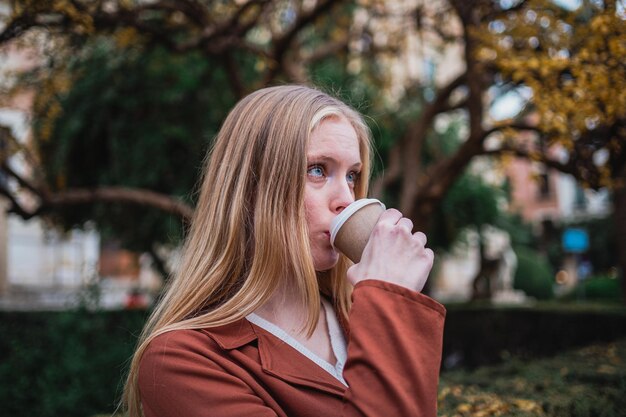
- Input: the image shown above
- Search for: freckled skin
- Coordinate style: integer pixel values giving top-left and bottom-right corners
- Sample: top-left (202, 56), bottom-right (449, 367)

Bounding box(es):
top-left (304, 116), bottom-right (434, 293)
top-left (304, 117), bottom-right (362, 271)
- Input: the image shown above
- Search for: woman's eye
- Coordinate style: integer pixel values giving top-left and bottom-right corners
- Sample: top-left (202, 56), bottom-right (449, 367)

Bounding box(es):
top-left (307, 165), bottom-right (324, 178)
top-left (347, 171), bottom-right (360, 184)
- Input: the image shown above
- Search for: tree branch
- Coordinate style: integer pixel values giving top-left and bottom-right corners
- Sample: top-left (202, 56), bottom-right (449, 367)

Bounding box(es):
top-left (481, 121), bottom-right (542, 141)
top-left (197, 0), bottom-right (269, 48)
top-left (136, 0), bottom-right (211, 28)
top-left (482, 0), bottom-right (530, 21)
top-left (0, 181), bottom-right (35, 219)
top-left (370, 72), bottom-right (467, 198)
top-left (439, 97), bottom-right (468, 114)
top-left (480, 144), bottom-right (575, 175)
top-left (370, 144), bottom-right (401, 199)
top-left (222, 51), bottom-right (246, 99)
top-left (301, 37), bottom-right (349, 63)
top-left (0, 14), bottom-right (36, 45)
top-left (1, 161), bottom-right (45, 197)
top-left (0, 1), bottom-right (270, 58)
top-left (45, 187), bottom-right (194, 220)
top-left (263, 0), bottom-right (344, 84)
top-left (0, 179), bottom-right (194, 221)
top-left (401, 1), bottom-right (491, 217)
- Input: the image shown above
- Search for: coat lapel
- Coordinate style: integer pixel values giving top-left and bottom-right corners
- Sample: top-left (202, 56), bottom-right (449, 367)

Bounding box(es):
top-left (206, 318), bottom-right (347, 397)
top-left (253, 324), bottom-right (347, 397)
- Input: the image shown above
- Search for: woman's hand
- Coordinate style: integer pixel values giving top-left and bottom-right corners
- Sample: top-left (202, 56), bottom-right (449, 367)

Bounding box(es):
top-left (346, 209), bottom-right (434, 293)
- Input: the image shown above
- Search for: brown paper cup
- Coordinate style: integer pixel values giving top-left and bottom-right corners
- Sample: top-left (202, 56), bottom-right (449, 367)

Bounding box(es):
top-left (330, 198), bottom-right (386, 263)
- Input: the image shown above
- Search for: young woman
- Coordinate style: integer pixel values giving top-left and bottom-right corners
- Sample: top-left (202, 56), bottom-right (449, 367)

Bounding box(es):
top-left (123, 85), bottom-right (446, 417)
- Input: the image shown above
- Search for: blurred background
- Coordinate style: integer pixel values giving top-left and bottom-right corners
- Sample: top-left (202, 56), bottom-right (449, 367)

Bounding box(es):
top-left (0, 0), bottom-right (624, 416)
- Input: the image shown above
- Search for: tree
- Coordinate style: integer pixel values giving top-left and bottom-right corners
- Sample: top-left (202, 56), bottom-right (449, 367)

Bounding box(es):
top-left (473, 0), bottom-right (626, 299)
top-left (346, 0), bottom-right (625, 297)
top-left (0, 0), bottom-right (360, 264)
top-left (0, 0), bottom-right (624, 295)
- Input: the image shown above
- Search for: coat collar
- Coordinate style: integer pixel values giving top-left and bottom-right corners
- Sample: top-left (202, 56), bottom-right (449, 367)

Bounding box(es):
top-left (203, 319), bottom-right (258, 349)
top-left (204, 318), bottom-right (347, 396)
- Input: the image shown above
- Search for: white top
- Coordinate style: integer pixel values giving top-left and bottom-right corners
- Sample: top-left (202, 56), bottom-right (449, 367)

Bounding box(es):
top-left (246, 298), bottom-right (348, 386)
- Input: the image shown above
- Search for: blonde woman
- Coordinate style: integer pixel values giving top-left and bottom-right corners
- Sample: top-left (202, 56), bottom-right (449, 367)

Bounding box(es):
top-left (123, 85), bottom-right (446, 417)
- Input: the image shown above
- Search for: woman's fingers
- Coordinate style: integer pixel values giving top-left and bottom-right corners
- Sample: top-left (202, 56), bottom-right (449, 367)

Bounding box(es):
top-left (347, 208), bottom-right (434, 292)
top-left (378, 210), bottom-right (425, 244)
top-left (376, 208), bottom-right (403, 225)
top-left (397, 218), bottom-right (414, 233)
top-left (413, 231), bottom-right (427, 247)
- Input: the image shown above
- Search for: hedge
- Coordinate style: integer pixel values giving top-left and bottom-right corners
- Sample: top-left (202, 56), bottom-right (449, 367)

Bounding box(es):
top-left (0, 309), bottom-right (147, 417)
top-left (442, 303), bottom-right (626, 369)
top-left (2, 303), bottom-right (626, 417)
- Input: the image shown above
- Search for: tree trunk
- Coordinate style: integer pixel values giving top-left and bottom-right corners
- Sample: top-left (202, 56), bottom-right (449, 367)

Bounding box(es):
top-left (614, 165), bottom-right (626, 303)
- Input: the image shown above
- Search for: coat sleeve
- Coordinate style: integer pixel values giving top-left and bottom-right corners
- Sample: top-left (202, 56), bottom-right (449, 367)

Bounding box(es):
top-left (138, 332), bottom-right (279, 417)
top-left (341, 279), bottom-right (446, 417)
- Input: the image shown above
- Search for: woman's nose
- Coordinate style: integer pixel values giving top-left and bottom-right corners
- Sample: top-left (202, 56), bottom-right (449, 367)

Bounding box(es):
top-left (332, 178), bottom-right (355, 214)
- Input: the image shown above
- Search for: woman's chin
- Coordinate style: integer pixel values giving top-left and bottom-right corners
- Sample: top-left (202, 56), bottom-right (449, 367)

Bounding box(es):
top-left (313, 251), bottom-right (339, 272)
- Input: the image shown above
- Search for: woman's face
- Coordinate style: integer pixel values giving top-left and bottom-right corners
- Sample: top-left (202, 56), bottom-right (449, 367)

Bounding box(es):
top-left (305, 116), bottom-right (362, 271)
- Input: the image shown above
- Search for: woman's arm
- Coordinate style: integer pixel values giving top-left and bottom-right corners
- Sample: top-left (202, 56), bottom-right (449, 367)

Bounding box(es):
top-left (342, 280), bottom-right (445, 417)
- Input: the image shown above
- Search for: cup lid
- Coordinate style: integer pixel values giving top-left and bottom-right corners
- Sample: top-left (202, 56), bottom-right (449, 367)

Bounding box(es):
top-left (330, 198), bottom-right (386, 248)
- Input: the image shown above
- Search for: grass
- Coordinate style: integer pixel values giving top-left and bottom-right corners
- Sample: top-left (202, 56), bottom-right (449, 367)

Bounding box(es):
top-left (438, 338), bottom-right (626, 417)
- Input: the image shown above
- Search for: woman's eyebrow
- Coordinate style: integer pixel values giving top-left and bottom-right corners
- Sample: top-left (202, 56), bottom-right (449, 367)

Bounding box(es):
top-left (306, 155), bottom-right (362, 168)
top-left (306, 155), bottom-right (334, 163)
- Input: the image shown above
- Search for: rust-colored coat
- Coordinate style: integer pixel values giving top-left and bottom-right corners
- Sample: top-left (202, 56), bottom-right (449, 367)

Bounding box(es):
top-left (138, 280), bottom-right (446, 417)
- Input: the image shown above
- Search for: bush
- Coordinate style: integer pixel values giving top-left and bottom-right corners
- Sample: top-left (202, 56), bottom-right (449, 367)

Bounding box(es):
top-left (580, 275), bottom-right (623, 302)
top-left (513, 246), bottom-right (555, 300)
top-left (442, 303), bottom-right (626, 369)
top-left (0, 309), bottom-right (147, 417)
top-left (439, 338), bottom-right (626, 417)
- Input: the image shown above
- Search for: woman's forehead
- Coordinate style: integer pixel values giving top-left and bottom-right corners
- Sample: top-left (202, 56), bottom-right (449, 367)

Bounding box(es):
top-left (307, 117), bottom-right (361, 164)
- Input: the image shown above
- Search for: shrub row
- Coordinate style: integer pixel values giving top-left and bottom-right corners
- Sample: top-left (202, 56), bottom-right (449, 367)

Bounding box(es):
top-left (2, 303), bottom-right (626, 417)
top-left (0, 309), bottom-right (147, 417)
top-left (442, 303), bottom-right (626, 369)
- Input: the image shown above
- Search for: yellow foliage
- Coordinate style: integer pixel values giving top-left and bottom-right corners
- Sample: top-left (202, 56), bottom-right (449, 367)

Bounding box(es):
top-left (476, 0), bottom-right (626, 176)
top-left (590, 14), bottom-right (611, 34)
top-left (439, 384), bottom-right (545, 417)
top-left (512, 398), bottom-right (543, 412)
top-left (13, 0), bottom-right (94, 33)
top-left (114, 27), bottom-right (140, 49)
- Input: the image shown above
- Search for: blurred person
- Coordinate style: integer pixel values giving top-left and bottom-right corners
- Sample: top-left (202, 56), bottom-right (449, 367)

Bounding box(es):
top-left (123, 85), bottom-right (446, 417)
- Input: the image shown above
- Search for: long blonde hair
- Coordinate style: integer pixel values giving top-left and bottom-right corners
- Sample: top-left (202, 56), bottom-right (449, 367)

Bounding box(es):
top-left (123, 85), bottom-right (372, 417)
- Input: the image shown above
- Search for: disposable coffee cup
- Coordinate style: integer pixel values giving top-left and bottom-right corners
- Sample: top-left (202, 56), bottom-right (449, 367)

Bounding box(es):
top-left (330, 198), bottom-right (386, 263)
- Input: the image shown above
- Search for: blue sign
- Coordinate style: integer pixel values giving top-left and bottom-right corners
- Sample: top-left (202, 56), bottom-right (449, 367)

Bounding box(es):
top-left (562, 228), bottom-right (589, 253)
